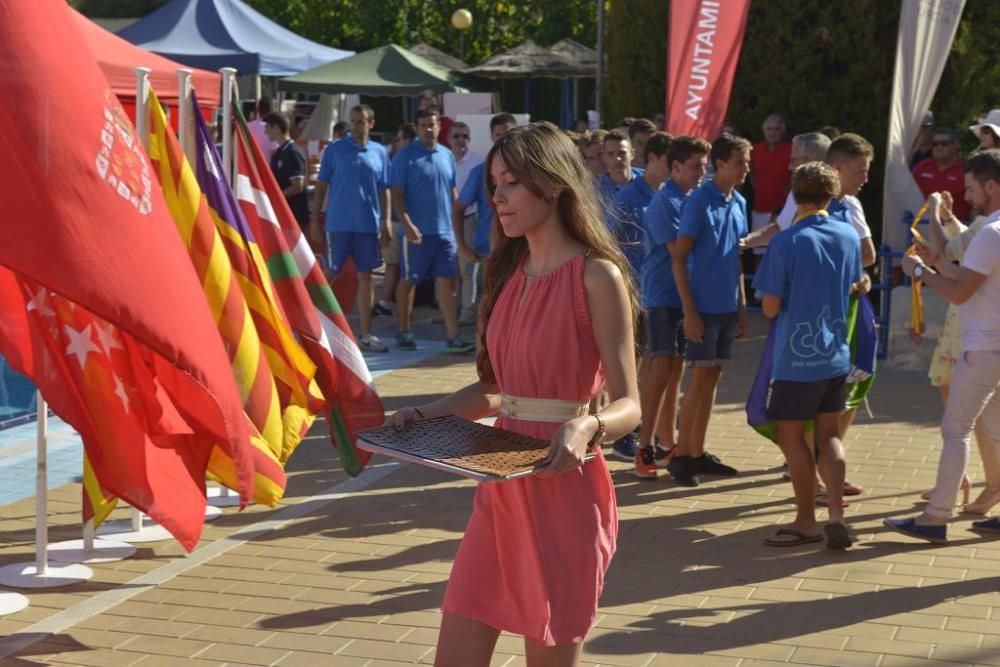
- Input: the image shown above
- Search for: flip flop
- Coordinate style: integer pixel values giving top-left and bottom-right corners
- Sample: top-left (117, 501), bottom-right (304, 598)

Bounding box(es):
top-left (764, 528), bottom-right (823, 547)
top-left (815, 492), bottom-right (849, 508)
top-left (824, 522), bottom-right (857, 550)
top-left (843, 481), bottom-right (864, 496)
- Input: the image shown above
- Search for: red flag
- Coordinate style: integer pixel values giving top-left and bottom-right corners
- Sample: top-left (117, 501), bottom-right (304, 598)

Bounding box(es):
top-left (666, 0), bottom-right (751, 138)
top-left (233, 111), bottom-right (385, 475)
top-left (0, 1), bottom-right (253, 550)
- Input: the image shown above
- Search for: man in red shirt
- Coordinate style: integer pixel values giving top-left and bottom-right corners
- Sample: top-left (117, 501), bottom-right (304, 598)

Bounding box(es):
top-left (913, 127), bottom-right (971, 222)
top-left (749, 114), bottom-right (792, 255)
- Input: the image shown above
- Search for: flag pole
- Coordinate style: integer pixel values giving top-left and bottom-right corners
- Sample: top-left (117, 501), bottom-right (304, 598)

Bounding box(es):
top-left (87, 67), bottom-right (201, 546)
top-left (221, 67), bottom-right (237, 187)
top-left (177, 68), bottom-right (194, 163)
top-left (207, 66), bottom-right (244, 509)
top-left (0, 393), bottom-right (92, 588)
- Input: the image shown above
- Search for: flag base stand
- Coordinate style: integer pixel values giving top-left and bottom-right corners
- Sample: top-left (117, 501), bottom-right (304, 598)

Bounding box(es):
top-left (206, 485), bottom-right (241, 507)
top-left (0, 592), bottom-right (30, 616)
top-left (96, 515), bottom-right (172, 543)
top-left (204, 505), bottom-right (222, 521)
top-left (47, 539), bottom-right (136, 564)
top-left (0, 562), bottom-right (92, 588)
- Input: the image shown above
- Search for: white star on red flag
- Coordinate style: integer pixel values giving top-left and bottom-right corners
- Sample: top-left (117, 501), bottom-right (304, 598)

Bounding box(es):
top-left (64, 322), bottom-right (99, 369)
top-left (95, 321), bottom-right (124, 355)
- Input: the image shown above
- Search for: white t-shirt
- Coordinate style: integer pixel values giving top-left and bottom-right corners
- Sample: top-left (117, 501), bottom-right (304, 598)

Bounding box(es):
top-left (776, 191), bottom-right (796, 231)
top-left (959, 214), bottom-right (1000, 351)
top-left (843, 195), bottom-right (873, 240)
top-left (775, 192), bottom-right (872, 240)
top-left (454, 150), bottom-right (484, 216)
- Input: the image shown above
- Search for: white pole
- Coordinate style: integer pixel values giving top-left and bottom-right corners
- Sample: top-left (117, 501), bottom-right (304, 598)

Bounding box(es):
top-left (254, 74), bottom-right (262, 103)
top-left (34, 393), bottom-right (47, 575)
top-left (177, 68), bottom-right (193, 163)
top-left (221, 67), bottom-right (237, 186)
top-left (134, 67), bottom-right (151, 148)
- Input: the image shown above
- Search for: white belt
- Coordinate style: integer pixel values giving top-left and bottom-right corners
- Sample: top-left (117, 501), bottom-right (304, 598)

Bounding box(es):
top-left (499, 394), bottom-right (590, 423)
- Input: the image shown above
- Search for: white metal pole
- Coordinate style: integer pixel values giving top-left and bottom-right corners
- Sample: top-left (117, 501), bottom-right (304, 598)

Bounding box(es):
top-left (134, 67), bottom-right (151, 147)
top-left (221, 67), bottom-right (237, 186)
top-left (34, 393), bottom-right (47, 575)
top-left (132, 65), bottom-right (152, 539)
top-left (254, 74), bottom-right (261, 103)
top-left (177, 68), bottom-right (193, 163)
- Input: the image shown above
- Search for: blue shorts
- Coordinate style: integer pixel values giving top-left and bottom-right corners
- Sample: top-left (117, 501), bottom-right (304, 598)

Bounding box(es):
top-left (645, 307), bottom-right (686, 357)
top-left (685, 311), bottom-right (738, 366)
top-left (401, 234), bottom-right (458, 283)
top-left (326, 231), bottom-right (381, 275)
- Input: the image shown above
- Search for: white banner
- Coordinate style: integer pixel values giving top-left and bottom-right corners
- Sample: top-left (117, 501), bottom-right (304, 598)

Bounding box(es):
top-left (882, 0), bottom-right (965, 253)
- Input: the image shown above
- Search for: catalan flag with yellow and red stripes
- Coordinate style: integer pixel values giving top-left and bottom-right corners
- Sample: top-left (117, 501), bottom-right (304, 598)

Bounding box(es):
top-left (145, 88), bottom-right (310, 505)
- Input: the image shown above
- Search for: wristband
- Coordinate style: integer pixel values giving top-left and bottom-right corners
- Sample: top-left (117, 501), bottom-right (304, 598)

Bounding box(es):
top-left (589, 413), bottom-right (606, 447)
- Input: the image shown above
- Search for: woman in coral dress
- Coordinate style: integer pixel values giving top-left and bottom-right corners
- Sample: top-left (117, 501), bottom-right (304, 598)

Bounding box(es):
top-left (389, 123), bottom-right (640, 666)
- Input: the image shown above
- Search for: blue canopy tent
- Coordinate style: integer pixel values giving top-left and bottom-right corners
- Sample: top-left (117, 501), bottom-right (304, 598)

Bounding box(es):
top-left (117, 0), bottom-right (352, 76)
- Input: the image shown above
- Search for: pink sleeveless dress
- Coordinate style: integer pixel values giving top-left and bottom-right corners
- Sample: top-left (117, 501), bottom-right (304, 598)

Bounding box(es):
top-left (441, 254), bottom-right (619, 646)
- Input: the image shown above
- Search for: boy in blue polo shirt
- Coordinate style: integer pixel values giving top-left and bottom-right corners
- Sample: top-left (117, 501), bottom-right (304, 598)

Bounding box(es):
top-left (754, 162), bottom-right (862, 549)
top-left (633, 136), bottom-right (711, 479)
top-left (668, 133), bottom-right (750, 487)
top-left (597, 130), bottom-right (644, 210)
top-left (453, 112), bottom-right (519, 310)
top-left (311, 104), bottom-right (391, 353)
top-left (390, 108), bottom-right (474, 353)
top-left (604, 131), bottom-right (671, 463)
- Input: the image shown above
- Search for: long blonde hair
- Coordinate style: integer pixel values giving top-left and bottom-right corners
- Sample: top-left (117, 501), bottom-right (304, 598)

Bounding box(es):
top-left (476, 122), bottom-right (639, 383)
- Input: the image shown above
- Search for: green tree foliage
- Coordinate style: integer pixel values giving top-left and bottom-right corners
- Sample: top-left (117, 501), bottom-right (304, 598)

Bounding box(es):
top-left (604, 0), bottom-right (668, 126)
top-left (241, 0), bottom-right (596, 64)
top-left (606, 0), bottom-right (1000, 242)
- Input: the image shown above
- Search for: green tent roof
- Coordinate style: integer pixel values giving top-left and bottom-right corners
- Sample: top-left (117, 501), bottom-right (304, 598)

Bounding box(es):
top-left (278, 44), bottom-right (465, 95)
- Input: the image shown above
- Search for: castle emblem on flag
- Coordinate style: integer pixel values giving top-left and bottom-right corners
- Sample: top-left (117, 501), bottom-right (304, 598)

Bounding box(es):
top-left (95, 89), bottom-right (152, 215)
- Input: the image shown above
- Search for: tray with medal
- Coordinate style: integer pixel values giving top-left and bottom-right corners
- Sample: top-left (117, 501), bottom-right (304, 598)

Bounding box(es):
top-left (356, 415), bottom-right (596, 482)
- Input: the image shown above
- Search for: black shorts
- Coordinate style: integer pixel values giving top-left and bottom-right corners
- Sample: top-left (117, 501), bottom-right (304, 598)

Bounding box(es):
top-left (765, 374), bottom-right (848, 422)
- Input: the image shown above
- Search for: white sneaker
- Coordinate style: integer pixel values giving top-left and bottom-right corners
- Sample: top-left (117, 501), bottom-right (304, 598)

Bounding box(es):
top-left (359, 334), bottom-right (389, 353)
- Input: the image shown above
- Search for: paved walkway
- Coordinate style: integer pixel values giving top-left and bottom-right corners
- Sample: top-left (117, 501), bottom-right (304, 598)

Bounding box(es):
top-left (1, 313), bottom-right (999, 666)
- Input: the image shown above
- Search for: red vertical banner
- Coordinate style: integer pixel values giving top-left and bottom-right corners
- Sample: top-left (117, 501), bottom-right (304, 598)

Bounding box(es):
top-left (666, 0), bottom-right (751, 139)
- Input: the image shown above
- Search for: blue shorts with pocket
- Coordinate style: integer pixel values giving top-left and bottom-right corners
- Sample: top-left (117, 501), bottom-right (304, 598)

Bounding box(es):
top-left (646, 307), bottom-right (686, 357)
top-left (327, 231), bottom-right (381, 275)
top-left (401, 234), bottom-right (458, 283)
top-left (685, 311), bottom-right (739, 366)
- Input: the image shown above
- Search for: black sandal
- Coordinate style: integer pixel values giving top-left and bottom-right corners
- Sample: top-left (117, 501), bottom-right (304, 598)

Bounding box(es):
top-left (824, 522), bottom-right (857, 550)
top-left (764, 528), bottom-right (823, 547)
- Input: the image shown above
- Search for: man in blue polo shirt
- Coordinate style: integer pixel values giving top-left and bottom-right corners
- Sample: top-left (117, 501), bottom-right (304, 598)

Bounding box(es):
top-left (310, 104), bottom-right (390, 353)
top-left (754, 162), bottom-right (862, 549)
top-left (633, 136), bottom-right (711, 479)
top-left (597, 130), bottom-right (644, 210)
top-left (453, 112), bottom-right (518, 303)
top-left (668, 133), bottom-right (751, 487)
top-left (604, 131), bottom-right (671, 464)
top-left (390, 107), bottom-right (474, 353)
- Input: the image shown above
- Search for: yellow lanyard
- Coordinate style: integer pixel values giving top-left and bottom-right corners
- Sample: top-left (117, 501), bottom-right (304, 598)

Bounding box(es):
top-left (792, 209), bottom-right (828, 224)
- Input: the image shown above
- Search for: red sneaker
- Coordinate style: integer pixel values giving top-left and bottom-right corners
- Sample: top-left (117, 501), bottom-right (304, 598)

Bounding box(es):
top-left (634, 445), bottom-right (658, 479)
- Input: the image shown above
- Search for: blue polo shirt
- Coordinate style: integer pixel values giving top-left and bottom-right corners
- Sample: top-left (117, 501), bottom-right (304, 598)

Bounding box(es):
top-left (678, 180), bottom-right (748, 314)
top-left (753, 213), bottom-right (862, 382)
top-left (607, 175), bottom-right (656, 280)
top-left (597, 167), bottom-right (644, 210)
top-left (458, 161), bottom-right (493, 255)
top-left (641, 179), bottom-right (689, 309)
top-left (388, 141), bottom-right (457, 236)
top-left (317, 138), bottom-right (390, 233)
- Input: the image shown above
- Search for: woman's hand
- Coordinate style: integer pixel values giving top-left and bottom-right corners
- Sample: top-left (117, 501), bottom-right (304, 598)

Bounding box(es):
top-left (540, 415), bottom-right (595, 477)
top-left (386, 407), bottom-right (423, 431)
